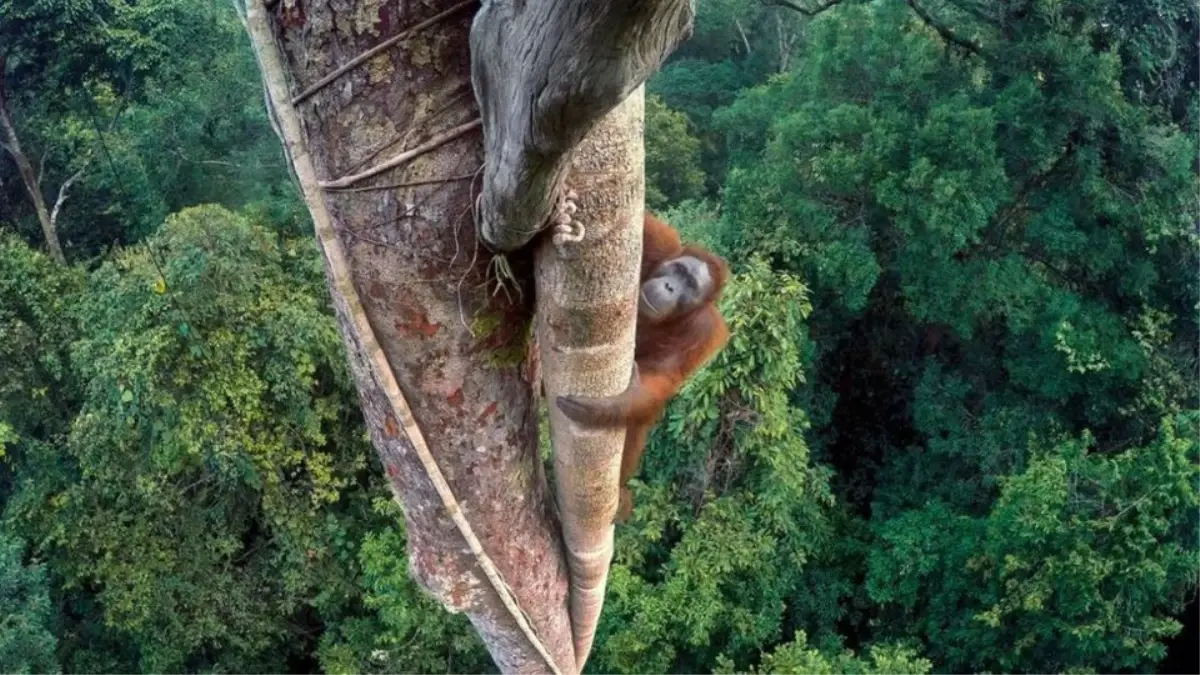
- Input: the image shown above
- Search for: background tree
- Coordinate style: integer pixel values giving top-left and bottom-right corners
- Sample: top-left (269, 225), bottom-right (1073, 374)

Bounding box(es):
top-left (0, 533), bottom-right (58, 674)
top-left (0, 0), bottom-right (294, 259)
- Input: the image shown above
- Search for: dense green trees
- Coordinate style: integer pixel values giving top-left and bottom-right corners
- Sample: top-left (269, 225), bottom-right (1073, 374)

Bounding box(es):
top-left (645, 94), bottom-right (707, 210)
top-left (655, 1), bottom-right (1198, 672)
top-left (1, 0), bottom-right (1195, 673)
top-left (0, 0), bottom-right (294, 258)
top-left (0, 534), bottom-right (59, 674)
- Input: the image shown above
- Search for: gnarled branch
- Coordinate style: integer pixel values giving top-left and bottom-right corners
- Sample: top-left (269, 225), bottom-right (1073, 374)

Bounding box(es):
top-left (470, 0), bottom-right (694, 252)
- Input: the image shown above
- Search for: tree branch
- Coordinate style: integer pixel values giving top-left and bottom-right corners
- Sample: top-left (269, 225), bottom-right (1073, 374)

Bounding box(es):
top-left (907, 0), bottom-right (983, 55)
top-left (0, 67), bottom-right (66, 263)
top-left (734, 18), bottom-right (753, 55)
top-left (471, 2), bottom-right (691, 666)
top-left (49, 166), bottom-right (85, 229)
top-left (318, 119), bottom-right (480, 189)
top-left (324, 171), bottom-right (478, 194)
top-left (766, 0), bottom-right (844, 17)
top-left (534, 89), bottom-right (645, 670)
top-left (470, 0), bottom-right (694, 251)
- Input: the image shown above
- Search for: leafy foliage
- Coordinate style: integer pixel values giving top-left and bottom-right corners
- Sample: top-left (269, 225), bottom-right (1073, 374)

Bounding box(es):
top-left (591, 259), bottom-right (849, 673)
top-left (318, 501), bottom-right (493, 674)
top-left (645, 94), bottom-right (706, 211)
top-left (3, 206), bottom-right (392, 671)
top-left (0, 0), bottom-right (299, 257)
top-left (0, 233), bottom-right (84, 445)
top-left (868, 417), bottom-right (1198, 673)
top-left (2, 0), bottom-right (1197, 672)
top-left (716, 630), bottom-right (931, 675)
top-left (0, 534), bottom-right (59, 674)
top-left (705, 0), bottom-right (1199, 671)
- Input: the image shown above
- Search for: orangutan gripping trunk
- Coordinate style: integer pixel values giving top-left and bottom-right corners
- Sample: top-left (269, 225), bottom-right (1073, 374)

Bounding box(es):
top-left (557, 213), bottom-right (729, 521)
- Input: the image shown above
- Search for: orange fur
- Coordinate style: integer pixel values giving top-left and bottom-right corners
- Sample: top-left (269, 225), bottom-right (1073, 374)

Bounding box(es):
top-left (555, 213), bottom-right (730, 520)
top-left (617, 213), bottom-right (729, 519)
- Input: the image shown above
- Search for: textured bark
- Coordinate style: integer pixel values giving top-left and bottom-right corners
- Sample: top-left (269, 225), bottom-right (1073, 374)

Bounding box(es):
top-left (240, 1), bottom-right (574, 672)
top-left (536, 88), bottom-right (645, 668)
top-left (470, 0), bottom-right (695, 251)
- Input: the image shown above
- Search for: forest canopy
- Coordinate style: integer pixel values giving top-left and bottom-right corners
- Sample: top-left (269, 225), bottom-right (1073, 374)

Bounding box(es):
top-left (1, 0), bottom-right (1196, 673)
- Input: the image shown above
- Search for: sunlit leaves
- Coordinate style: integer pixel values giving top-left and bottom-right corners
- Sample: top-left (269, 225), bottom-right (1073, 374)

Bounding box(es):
top-left (645, 94), bottom-right (707, 210)
top-left (0, 233), bottom-right (84, 449)
top-left (317, 505), bottom-right (491, 675)
top-left (4, 205), bottom-right (381, 671)
top-left (718, 630), bottom-right (931, 675)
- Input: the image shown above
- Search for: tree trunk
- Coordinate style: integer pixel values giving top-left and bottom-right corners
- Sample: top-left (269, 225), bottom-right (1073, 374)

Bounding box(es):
top-left (0, 73), bottom-right (66, 264)
top-left (535, 88), bottom-right (645, 668)
top-left (241, 0), bottom-right (692, 671)
top-left (470, 2), bottom-right (693, 667)
top-left (240, 1), bottom-right (574, 672)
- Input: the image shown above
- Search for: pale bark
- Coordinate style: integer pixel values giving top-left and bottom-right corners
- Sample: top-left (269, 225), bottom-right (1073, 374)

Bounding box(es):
top-left (536, 89), bottom-right (645, 668)
top-left (775, 10), bottom-right (799, 73)
top-left (470, 0), bottom-right (695, 252)
top-left (0, 74), bottom-right (66, 264)
top-left (50, 168), bottom-right (86, 227)
top-left (239, 1), bottom-right (574, 672)
top-left (734, 18), bottom-right (754, 55)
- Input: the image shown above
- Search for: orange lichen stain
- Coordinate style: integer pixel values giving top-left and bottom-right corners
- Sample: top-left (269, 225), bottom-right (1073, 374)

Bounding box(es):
top-left (448, 581), bottom-right (468, 608)
top-left (383, 414), bottom-right (400, 438)
top-left (394, 299), bottom-right (440, 338)
top-left (478, 401), bottom-right (499, 425)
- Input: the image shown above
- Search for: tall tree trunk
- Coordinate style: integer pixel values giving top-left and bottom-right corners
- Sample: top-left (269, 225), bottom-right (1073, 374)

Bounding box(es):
top-left (470, 2), bottom-right (692, 667)
top-left (535, 89), bottom-right (646, 667)
top-left (240, 1), bottom-right (574, 672)
top-left (0, 72), bottom-right (66, 264)
top-left (241, 0), bottom-right (692, 671)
